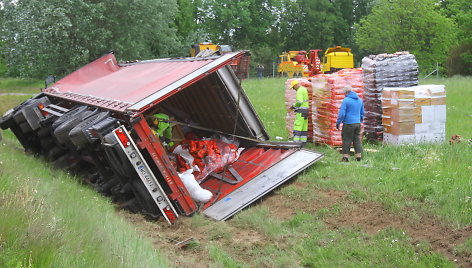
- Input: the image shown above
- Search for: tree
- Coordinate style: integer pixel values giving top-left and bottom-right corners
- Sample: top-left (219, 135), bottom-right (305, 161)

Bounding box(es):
top-left (195, 0), bottom-right (281, 49)
top-left (0, 0), bottom-right (181, 78)
top-left (441, 0), bottom-right (472, 75)
top-left (278, 0), bottom-right (350, 51)
top-left (355, 0), bottom-right (457, 73)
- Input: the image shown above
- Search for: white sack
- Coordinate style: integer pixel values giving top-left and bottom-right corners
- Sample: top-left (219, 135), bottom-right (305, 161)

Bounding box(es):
top-left (178, 169), bottom-right (213, 203)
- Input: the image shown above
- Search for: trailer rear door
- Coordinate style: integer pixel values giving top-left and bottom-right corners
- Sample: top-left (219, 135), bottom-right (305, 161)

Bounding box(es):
top-left (202, 147), bottom-right (323, 221)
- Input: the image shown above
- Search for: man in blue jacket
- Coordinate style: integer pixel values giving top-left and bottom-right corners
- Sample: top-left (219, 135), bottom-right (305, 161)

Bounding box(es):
top-left (336, 85), bottom-right (364, 162)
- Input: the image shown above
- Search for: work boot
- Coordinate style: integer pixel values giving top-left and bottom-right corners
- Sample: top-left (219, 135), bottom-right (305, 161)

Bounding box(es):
top-left (356, 157), bottom-right (362, 161)
top-left (341, 157), bottom-right (349, 162)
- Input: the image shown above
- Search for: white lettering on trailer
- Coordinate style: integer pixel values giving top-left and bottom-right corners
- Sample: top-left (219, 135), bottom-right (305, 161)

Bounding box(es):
top-left (113, 126), bottom-right (178, 224)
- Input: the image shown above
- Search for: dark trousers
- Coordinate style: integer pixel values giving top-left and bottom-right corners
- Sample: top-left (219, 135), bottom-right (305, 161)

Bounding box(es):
top-left (341, 123), bottom-right (363, 155)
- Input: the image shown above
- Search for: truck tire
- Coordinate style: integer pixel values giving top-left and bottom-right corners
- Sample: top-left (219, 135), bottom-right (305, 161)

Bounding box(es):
top-left (53, 110), bottom-right (95, 144)
top-left (131, 180), bottom-right (160, 217)
top-left (52, 105), bottom-right (88, 130)
top-left (69, 112), bottom-right (110, 148)
top-left (102, 132), bottom-right (135, 178)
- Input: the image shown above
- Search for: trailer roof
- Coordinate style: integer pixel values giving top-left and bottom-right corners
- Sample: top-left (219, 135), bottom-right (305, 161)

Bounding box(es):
top-left (43, 51), bottom-right (248, 113)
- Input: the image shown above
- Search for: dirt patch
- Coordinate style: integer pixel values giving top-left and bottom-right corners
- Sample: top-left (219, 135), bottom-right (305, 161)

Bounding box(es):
top-left (324, 202), bottom-right (472, 267)
top-left (120, 211), bottom-right (217, 268)
top-left (120, 187), bottom-right (471, 267)
top-left (263, 186), bottom-right (347, 220)
top-left (119, 209), bottom-right (270, 268)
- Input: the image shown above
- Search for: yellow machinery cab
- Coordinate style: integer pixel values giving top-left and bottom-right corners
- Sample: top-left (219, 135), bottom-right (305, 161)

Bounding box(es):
top-left (322, 46), bottom-right (354, 73)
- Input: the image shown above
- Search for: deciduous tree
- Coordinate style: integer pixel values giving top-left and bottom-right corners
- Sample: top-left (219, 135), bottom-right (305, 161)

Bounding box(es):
top-left (355, 0), bottom-right (457, 73)
top-left (1, 0), bottom-right (181, 78)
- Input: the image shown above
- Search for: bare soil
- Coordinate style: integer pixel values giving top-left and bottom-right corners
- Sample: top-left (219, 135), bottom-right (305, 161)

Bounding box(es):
top-left (122, 183), bottom-right (472, 267)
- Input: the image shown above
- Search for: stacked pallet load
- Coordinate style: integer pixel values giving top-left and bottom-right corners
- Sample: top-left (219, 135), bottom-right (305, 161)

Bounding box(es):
top-left (381, 85), bottom-right (446, 144)
top-left (310, 68), bottom-right (364, 146)
top-left (362, 52), bottom-right (419, 140)
top-left (285, 78), bottom-right (313, 140)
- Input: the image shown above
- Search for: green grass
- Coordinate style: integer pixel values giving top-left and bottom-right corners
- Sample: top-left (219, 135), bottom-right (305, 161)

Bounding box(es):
top-left (0, 76), bottom-right (470, 267)
top-left (242, 78), bottom-right (288, 139)
top-left (0, 95), bottom-right (33, 115)
top-left (0, 140), bottom-right (169, 268)
top-left (0, 77), bottom-right (43, 94)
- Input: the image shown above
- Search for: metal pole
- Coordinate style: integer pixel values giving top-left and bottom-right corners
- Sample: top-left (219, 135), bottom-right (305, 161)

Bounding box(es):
top-left (436, 62), bottom-right (439, 79)
top-left (272, 62), bottom-right (275, 78)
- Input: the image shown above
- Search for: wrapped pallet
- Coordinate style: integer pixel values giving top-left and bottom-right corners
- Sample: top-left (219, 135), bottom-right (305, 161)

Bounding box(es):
top-left (381, 85), bottom-right (446, 144)
top-left (362, 52), bottom-right (419, 141)
top-left (310, 68), bottom-right (364, 146)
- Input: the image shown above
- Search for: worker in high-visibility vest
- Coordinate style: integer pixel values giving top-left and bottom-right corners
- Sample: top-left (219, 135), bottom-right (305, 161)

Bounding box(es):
top-left (151, 113), bottom-right (174, 147)
top-left (290, 80), bottom-right (309, 143)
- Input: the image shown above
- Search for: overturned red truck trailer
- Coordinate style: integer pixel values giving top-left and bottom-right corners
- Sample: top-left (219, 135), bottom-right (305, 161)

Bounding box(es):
top-left (0, 51), bottom-right (323, 224)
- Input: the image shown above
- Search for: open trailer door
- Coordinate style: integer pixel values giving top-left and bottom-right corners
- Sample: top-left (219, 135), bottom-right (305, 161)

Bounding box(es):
top-left (201, 145), bottom-right (323, 221)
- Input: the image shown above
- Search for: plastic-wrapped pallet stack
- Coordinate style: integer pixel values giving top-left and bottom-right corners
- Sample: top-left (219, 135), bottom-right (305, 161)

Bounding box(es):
top-left (362, 52), bottom-right (419, 140)
top-left (381, 85), bottom-right (446, 144)
top-left (310, 68), bottom-right (364, 146)
top-left (285, 78), bottom-right (313, 140)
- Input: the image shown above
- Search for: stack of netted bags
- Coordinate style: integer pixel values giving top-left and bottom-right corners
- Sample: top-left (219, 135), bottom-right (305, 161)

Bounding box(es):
top-left (285, 78), bottom-right (313, 140)
top-left (362, 52), bottom-right (419, 141)
top-left (310, 68), bottom-right (364, 146)
top-left (381, 85), bottom-right (446, 144)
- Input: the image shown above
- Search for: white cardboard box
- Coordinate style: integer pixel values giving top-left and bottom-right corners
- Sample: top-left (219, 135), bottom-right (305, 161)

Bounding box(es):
top-left (415, 133), bottom-right (445, 143)
top-left (415, 123), bottom-right (431, 134)
top-left (421, 106), bottom-right (435, 123)
top-left (433, 105), bottom-right (447, 123)
top-left (383, 133), bottom-right (416, 145)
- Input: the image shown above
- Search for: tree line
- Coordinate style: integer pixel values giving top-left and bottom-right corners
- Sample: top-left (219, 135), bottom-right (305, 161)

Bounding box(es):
top-left (0, 0), bottom-right (470, 79)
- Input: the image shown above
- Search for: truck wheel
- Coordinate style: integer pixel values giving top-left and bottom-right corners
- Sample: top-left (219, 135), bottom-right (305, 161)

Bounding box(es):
top-left (69, 112), bottom-right (110, 148)
top-left (102, 132), bottom-right (135, 178)
top-left (131, 180), bottom-right (160, 217)
top-left (53, 110), bottom-right (95, 144)
top-left (52, 105), bottom-right (88, 129)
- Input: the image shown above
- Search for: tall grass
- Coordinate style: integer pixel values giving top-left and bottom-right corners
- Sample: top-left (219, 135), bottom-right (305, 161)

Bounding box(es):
top-left (0, 141), bottom-right (169, 268)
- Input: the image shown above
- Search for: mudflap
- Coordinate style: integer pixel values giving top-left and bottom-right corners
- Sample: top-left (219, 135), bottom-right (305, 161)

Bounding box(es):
top-left (202, 149), bottom-right (323, 221)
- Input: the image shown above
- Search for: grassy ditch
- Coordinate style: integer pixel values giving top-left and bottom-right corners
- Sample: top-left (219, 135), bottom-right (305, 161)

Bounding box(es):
top-left (0, 138), bottom-right (169, 267)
